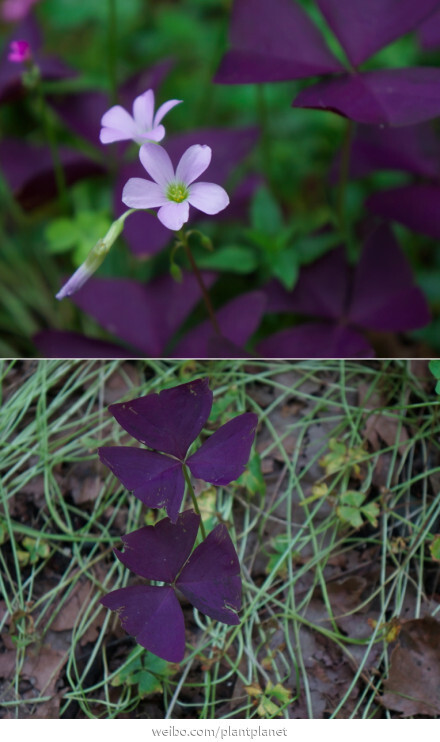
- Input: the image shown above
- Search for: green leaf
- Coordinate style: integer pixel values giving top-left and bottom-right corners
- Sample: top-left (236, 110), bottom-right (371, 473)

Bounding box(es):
top-left (429, 360), bottom-right (440, 380)
top-left (295, 232), bottom-right (340, 266)
top-left (336, 505), bottom-right (364, 529)
top-left (235, 451), bottom-right (266, 497)
top-left (46, 218), bottom-right (79, 254)
top-left (339, 490), bottom-right (366, 509)
top-left (429, 536), bottom-right (440, 562)
top-left (250, 185), bottom-right (284, 236)
top-left (271, 247), bottom-right (299, 290)
top-left (361, 501), bottom-right (380, 527)
top-left (111, 648), bottom-right (175, 697)
top-left (196, 246), bottom-right (258, 274)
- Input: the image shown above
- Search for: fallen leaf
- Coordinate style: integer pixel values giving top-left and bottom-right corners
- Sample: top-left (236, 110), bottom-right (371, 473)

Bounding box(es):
top-left (380, 616), bottom-right (440, 716)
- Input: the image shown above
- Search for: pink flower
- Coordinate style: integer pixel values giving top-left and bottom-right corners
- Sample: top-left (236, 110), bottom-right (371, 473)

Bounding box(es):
top-left (122, 143), bottom-right (230, 231)
top-left (1, 0), bottom-right (40, 22)
top-left (8, 39), bottom-right (31, 63)
top-left (99, 89), bottom-right (182, 146)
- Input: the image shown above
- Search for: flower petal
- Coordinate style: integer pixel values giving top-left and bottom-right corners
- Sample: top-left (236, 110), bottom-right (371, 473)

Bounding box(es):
top-left (100, 104), bottom-right (135, 136)
top-left (139, 142), bottom-right (175, 187)
top-left (187, 182), bottom-right (229, 215)
top-left (132, 89), bottom-right (154, 130)
top-left (176, 144), bottom-right (211, 185)
top-left (157, 201), bottom-right (189, 231)
top-left (99, 126), bottom-right (132, 144)
top-left (136, 124), bottom-right (165, 144)
top-left (122, 177), bottom-right (168, 209)
top-left (153, 98), bottom-right (183, 126)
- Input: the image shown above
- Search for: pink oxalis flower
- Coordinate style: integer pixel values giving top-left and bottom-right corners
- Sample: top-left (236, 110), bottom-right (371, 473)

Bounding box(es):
top-left (8, 39), bottom-right (31, 63)
top-left (99, 89), bottom-right (182, 145)
top-left (122, 143), bottom-right (230, 231)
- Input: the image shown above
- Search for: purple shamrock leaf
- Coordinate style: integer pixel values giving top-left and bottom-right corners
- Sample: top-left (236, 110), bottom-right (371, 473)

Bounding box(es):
top-left (316, 0), bottom-right (440, 67)
top-left (101, 585), bottom-right (184, 663)
top-left (367, 184), bottom-right (440, 240)
top-left (332, 123), bottom-right (440, 182)
top-left (114, 510), bottom-right (200, 583)
top-left (98, 448), bottom-right (185, 524)
top-left (0, 139), bottom-right (105, 210)
top-left (33, 330), bottom-right (130, 358)
top-left (107, 377), bottom-right (213, 460)
top-left (418, 7), bottom-right (440, 48)
top-left (214, 0), bottom-right (342, 84)
top-left (293, 68), bottom-right (440, 127)
top-left (176, 524), bottom-right (241, 625)
top-left (98, 378), bottom-right (258, 521)
top-left (258, 224), bottom-right (430, 358)
top-left (101, 511), bottom-right (241, 661)
top-left (172, 291), bottom-right (266, 358)
top-left (187, 413), bottom-right (259, 486)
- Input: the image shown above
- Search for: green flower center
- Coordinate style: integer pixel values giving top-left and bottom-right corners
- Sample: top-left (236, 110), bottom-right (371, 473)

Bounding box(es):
top-left (166, 182), bottom-right (189, 203)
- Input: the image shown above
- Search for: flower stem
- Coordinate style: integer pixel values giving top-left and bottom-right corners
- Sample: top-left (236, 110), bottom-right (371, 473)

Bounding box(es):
top-left (183, 464), bottom-right (207, 540)
top-left (34, 74), bottom-right (68, 211)
top-left (179, 230), bottom-right (221, 336)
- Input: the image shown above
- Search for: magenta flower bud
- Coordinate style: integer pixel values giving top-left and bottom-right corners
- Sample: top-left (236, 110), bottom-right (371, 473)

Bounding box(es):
top-left (8, 40), bottom-right (31, 63)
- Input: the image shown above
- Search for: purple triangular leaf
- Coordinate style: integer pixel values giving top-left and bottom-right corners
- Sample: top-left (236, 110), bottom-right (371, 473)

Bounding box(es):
top-left (113, 511), bottom-right (200, 583)
top-left (334, 122), bottom-right (440, 180)
top-left (172, 291), bottom-right (266, 357)
top-left (349, 225), bottom-right (431, 331)
top-left (98, 447), bottom-right (185, 523)
top-left (264, 248), bottom-right (349, 320)
top-left (187, 412), bottom-right (258, 485)
top-left (257, 323), bottom-right (374, 358)
top-left (316, 0), bottom-right (440, 67)
top-left (367, 183), bottom-right (440, 240)
top-left (33, 330), bottom-right (130, 358)
top-left (177, 524), bottom-right (241, 625)
top-left (293, 68), bottom-right (440, 127)
top-left (214, 0), bottom-right (342, 84)
top-left (72, 271), bottom-right (217, 358)
top-left (418, 7), bottom-right (440, 48)
top-left (0, 139), bottom-right (105, 210)
top-left (100, 585), bottom-right (185, 662)
top-left (108, 378), bottom-right (213, 460)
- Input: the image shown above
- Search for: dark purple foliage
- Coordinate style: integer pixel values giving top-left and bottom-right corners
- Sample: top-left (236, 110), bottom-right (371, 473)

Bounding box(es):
top-left (367, 184), bottom-right (440, 240)
top-left (214, 0), bottom-right (342, 84)
top-left (418, 7), bottom-right (440, 48)
top-left (0, 139), bottom-right (105, 210)
top-left (100, 511), bottom-right (241, 661)
top-left (172, 291), bottom-right (266, 357)
top-left (333, 123), bottom-right (440, 181)
top-left (258, 225), bottom-right (430, 357)
top-left (98, 378), bottom-right (258, 521)
top-left (33, 276), bottom-right (263, 359)
top-left (293, 68), bottom-right (440, 127)
top-left (316, 0), bottom-right (440, 67)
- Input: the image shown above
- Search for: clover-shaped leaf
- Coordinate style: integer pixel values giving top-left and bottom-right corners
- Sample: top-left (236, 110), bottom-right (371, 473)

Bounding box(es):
top-left (100, 511), bottom-right (241, 662)
top-left (99, 378), bottom-right (258, 521)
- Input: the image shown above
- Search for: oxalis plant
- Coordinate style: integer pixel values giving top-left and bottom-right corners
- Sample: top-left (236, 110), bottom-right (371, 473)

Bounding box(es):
top-left (53, 88), bottom-right (229, 338)
top-left (98, 377), bottom-right (258, 663)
